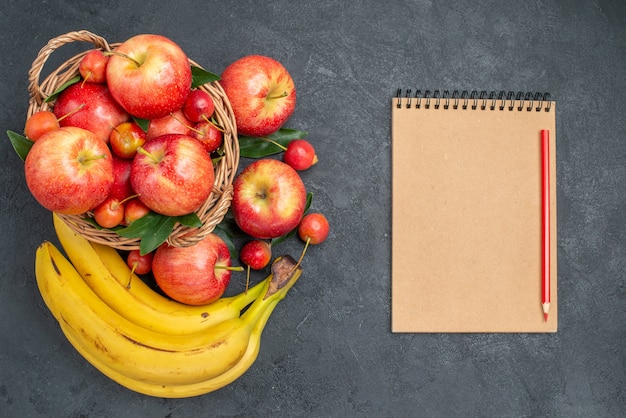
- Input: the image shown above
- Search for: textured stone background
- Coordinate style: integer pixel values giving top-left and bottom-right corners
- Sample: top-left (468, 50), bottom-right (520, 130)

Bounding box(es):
top-left (1, 0), bottom-right (624, 416)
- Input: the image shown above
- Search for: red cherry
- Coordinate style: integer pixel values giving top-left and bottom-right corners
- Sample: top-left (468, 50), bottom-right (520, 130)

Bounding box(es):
top-left (123, 198), bottom-right (151, 225)
top-left (110, 121), bottom-right (147, 159)
top-left (183, 89), bottom-right (215, 123)
top-left (192, 120), bottom-right (223, 153)
top-left (298, 213), bottom-right (330, 245)
top-left (93, 197), bottom-right (125, 228)
top-left (79, 50), bottom-right (109, 84)
top-left (126, 249), bottom-right (154, 275)
top-left (24, 111), bottom-right (60, 141)
top-left (283, 139), bottom-right (318, 171)
top-left (240, 240), bottom-right (272, 270)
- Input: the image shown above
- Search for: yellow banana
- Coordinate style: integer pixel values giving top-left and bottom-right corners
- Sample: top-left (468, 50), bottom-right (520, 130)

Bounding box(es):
top-left (35, 241), bottom-right (301, 395)
top-left (53, 213), bottom-right (265, 335)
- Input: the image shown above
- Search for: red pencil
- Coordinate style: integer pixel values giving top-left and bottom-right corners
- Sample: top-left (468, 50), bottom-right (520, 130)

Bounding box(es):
top-left (541, 129), bottom-right (550, 322)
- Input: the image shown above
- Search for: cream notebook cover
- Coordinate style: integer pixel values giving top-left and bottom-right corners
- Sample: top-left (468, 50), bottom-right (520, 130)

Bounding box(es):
top-left (391, 90), bottom-right (557, 333)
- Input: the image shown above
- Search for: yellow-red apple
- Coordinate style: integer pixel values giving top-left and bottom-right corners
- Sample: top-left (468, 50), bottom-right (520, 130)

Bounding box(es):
top-left (232, 159), bottom-right (306, 239)
top-left (220, 55), bottom-right (296, 137)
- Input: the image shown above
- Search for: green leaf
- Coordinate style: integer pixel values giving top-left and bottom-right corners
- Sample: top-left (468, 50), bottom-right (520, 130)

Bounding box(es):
top-left (191, 65), bottom-right (220, 88)
top-left (115, 212), bottom-right (175, 255)
top-left (132, 116), bottom-right (150, 132)
top-left (7, 130), bottom-right (34, 161)
top-left (139, 216), bottom-right (178, 255)
top-left (270, 192), bottom-right (313, 247)
top-left (177, 212), bottom-right (202, 228)
top-left (239, 128), bottom-right (308, 158)
top-left (44, 75), bottom-right (81, 103)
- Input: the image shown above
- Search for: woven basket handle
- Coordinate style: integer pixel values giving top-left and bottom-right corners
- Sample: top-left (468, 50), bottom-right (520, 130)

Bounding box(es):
top-left (27, 30), bottom-right (111, 105)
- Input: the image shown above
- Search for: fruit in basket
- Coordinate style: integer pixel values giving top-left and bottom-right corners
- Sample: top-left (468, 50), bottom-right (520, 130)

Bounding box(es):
top-left (109, 121), bottom-right (146, 159)
top-left (152, 233), bottom-right (234, 305)
top-left (123, 198), bottom-right (150, 225)
top-left (146, 109), bottom-right (192, 141)
top-left (79, 49), bottom-right (109, 84)
top-left (106, 34), bottom-right (192, 120)
top-left (232, 159), bottom-right (306, 239)
top-left (130, 134), bottom-right (214, 217)
top-left (93, 196), bottom-right (125, 228)
top-left (283, 139), bottom-right (318, 171)
top-left (191, 119), bottom-right (223, 153)
top-left (24, 126), bottom-right (113, 215)
top-left (220, 55), bottom-right (296, 137)
top-left (24, 110), bottom-right (60, 141)
top-left (109, 155), bottom-right (134, 201)
top-left (53, 82), bottom-right (130, 144)
top-left (183, 89), bottom-right (215, 123)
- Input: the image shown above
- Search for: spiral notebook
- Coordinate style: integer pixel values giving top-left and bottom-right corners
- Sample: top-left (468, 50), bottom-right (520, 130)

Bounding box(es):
top-left (391, 89), bottom-right (557, 333)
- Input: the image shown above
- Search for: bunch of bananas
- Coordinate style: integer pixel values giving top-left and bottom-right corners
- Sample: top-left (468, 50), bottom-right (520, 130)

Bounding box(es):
top-left (34, 214), bottom-right (302, 398)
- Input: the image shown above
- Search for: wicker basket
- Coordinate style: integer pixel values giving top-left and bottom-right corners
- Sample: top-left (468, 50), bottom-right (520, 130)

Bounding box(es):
top-left (27, 30), bottom-right (239, 250)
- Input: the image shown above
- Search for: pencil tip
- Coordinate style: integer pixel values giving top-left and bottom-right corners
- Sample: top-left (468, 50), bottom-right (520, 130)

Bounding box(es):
top-left (544, 312), bottom-right (549, 322)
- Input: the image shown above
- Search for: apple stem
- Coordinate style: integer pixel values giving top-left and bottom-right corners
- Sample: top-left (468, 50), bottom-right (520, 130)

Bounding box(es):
top-left (204, 116), bottom-right (226, 132)
top-left (79, 154), bottom-right (108, 164)
top-left (57, 103), bottom-right (86, 123)
top-left (136, 147), bottom-right (160, 163)
top-left (267, 91), bottom-right (288, 100)
top-left (215, 265), bottom-right (245, 272)
top-left (104, 51), bottom-right (142, 67)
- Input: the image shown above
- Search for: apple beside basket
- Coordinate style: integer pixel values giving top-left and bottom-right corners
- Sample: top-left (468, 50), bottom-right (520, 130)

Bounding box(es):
top-left (26, 30), bottom-right (240, 250)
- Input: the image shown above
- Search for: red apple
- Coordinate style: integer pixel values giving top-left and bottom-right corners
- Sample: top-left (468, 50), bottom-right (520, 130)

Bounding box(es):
top-left (106, 34), bottom-right (192, 120)
top-left (146, 109), bottom-right (192, 141)
top-left (220, 55), bottom-right (296, 137)
top-left (24, 126), bottom-right (114, 215)
top-left (232, 159), bottom-right (306, 239)
top-left (53, 82), bottom-right (130, 144)
top-left (79, 49), bottom-right (109, 83)
top-left (108, 155), bottom-right (134, 201)
top-left (152, 233), bottom-right (233, 305)
top-left (130, 134), bottom-right (214, 216)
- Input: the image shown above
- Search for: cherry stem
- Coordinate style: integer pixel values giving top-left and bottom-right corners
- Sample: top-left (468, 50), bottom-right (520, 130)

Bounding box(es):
top-left (57, 103), bottom-right (85, 123)
top-left (259, 137), bottom-right (287, 151)
top-left (127, 263), bottom-right (136, 289)
top-left (292, 237), bottom-right (311, 272)
top-left (215, 265), bottom-right (245, 272)
top-left (245, 265), bottom-right (251, 295)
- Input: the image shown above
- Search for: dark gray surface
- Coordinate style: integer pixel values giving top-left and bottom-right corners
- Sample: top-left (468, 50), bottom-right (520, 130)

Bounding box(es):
top-left (1, 1), bottom-right (624, 417)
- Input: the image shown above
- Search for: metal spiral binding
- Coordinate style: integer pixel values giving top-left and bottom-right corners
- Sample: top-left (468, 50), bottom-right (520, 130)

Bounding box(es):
top-left (395, 89), bottom-right (552, 112)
